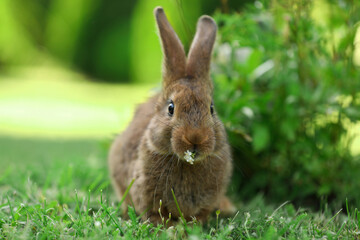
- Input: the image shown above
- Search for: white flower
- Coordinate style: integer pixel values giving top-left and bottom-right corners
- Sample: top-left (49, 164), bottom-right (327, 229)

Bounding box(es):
top-left (94, 221), bottom-right (101, 227)
top-left (184, 150), bottom-right (195, 165)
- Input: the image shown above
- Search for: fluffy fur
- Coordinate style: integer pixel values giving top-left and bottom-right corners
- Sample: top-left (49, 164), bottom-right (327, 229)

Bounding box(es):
top-left (108, 7), bottom-right (234, 224)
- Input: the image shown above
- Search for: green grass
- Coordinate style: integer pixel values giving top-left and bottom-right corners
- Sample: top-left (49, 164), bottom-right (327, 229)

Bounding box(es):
top-left (1, 137), bottom-right (360, 239)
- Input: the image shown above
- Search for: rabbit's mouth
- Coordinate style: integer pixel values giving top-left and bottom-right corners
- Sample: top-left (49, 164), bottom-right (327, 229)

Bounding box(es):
top-left (182, 150), bottom-right (209, 165)
top-left (171, 127), bottom-right (216, 164)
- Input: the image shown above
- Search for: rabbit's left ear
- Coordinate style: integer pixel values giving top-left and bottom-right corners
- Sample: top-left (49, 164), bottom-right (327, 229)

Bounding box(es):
top-left (186, 16), bottom-right (217, 79)
top-left (154, 7), bottom-right (186, 85)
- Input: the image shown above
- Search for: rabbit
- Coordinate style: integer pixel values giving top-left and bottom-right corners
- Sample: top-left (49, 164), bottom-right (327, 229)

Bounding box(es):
top-left (108, 6), bottom-right (234, 224)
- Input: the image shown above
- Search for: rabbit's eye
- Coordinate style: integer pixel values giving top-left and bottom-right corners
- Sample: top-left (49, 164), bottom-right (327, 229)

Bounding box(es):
top-left (210, 103), bottom-right (214, 115)
top-left (168, 102), bottom-right (174, 116)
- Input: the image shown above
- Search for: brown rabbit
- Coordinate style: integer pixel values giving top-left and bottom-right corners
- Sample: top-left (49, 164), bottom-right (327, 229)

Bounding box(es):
top-left (109, 7), bottom-right (234, 224)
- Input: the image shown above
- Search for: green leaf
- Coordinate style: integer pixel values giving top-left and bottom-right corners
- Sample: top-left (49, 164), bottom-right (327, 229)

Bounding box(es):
top-left (280, 120), bottom-right (296, 141)
top-left (252, 124), bottom-right (270, 152)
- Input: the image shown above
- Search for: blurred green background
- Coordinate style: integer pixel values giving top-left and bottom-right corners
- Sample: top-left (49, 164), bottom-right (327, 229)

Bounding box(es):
top-left (1, 0), bottom-right (360, 212)
top-left (0, 0), bottom-right (249, 83)
top-left (0, 0), bottom-right (248, 138)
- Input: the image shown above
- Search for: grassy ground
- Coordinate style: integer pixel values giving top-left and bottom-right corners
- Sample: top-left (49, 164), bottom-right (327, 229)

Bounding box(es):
top-left (1, 66), bottom-right (359, 239)
top-left (1, 136), bottom-right (359, 239)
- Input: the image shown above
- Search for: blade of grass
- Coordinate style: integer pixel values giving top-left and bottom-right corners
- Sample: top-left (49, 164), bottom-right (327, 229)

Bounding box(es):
top-left (336, 220), bottom-right (347, 237)
top-left (171, 188), bottom-right (186, 226)
top-left (244, 212), bottom-right (250, 238)
top-left (230, 210), bottom-right (240, 224)
top-left (6, 195), bottom-right (15, 224)
top-left (42, 198), bottom-right (47, 227)
top-left (321, 208), bottom-right (343, 231)
top-left (99, 201), bottom-right (124, 235)
top-left (87, 189), bottom-right (91, 214)
top-left (138, 206), bottom-right (151, 220)
top-left (22, 205), bottom-right (42, 229)
top-left (75, 189), bottom-right (82, 225)
top-left (63, 206), bottom-right (75, 223)
top-left (269, 201), bottom-right (290, 219)
top-left (99, 187), bottom-right (125, 235)
top-left (278, 213), bottom-right (308, 236)
top-left (118, 178), bottom-right (135, 210)
top-left (346, 198), bottom-right (350, 219)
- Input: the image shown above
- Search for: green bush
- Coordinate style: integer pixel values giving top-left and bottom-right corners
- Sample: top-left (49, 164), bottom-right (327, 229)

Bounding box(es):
top-left (212, 0), bottom-right (360, 207)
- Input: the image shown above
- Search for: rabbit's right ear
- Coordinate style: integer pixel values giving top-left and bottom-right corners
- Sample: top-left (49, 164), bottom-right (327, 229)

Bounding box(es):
top-left (186, 16), bottom-right (217, 80)
top-left (154, 7), bottom-right (186, 87)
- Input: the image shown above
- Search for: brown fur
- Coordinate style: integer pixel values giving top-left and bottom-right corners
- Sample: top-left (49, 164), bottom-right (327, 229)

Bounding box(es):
top-left (108, 7), bottom-right (234, 224)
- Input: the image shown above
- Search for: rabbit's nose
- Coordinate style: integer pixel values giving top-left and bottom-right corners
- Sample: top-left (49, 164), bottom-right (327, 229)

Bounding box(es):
top-left (182, 129), bottom-right (209, 146)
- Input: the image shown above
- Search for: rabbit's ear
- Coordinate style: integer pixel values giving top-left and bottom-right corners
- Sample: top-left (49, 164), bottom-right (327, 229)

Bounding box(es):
top-left (186, 16), bottom-right (217, 79)
top-left (154, 7), bottom-right (186, 85)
